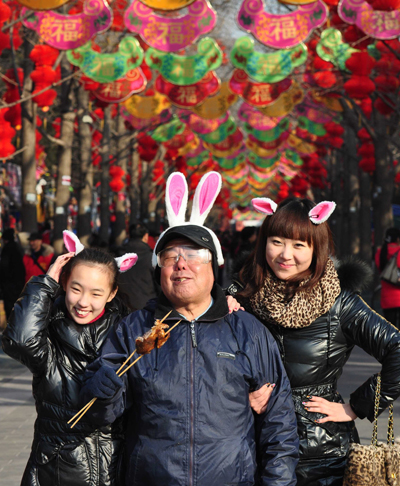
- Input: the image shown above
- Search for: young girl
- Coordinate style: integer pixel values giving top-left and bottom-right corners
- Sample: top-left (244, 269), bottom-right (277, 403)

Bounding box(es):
top-left (228, 197), bottom-right (400, 486)
top-left (1, 231), bottom-right (137, 486)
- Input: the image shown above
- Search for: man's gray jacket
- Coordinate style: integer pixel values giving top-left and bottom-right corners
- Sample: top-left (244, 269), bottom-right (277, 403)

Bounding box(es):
top-left (80, 284), bottom-right (299, 486)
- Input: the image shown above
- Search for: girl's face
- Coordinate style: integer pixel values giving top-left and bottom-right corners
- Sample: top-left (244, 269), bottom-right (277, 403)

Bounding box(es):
top-left (266, 236), bottom-right (313, 280)
top-left (63, 263), bottom-right (117, 325)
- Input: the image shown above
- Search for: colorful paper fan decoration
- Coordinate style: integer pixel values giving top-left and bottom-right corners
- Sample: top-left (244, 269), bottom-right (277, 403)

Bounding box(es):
top-left (125, 0), bottom-right (216, 52)
top-left (16, 0), bottom-right (70, 10)
top-left (146, 37), bottom-right (223, 86)
top-left (149, 116), bottom-right (186, 142)
top-left (67, 37), bottom-right (143, 83)
top-left (177, 110), bottom-right (229, 134)
top-left (231, 37), bottom-right (308, 83)
top-left (238, 103), bottom-right (284, 131)
top-left (255, 81), bottom-right (304, 117)
top-left (93, 68), bottom-right (147, 103)
top-left (244, 118), bottom-right (290, 143)
top-left (22, 0), bottom-right (112, 50)
top-left (191, 82), bottom-right (238, 119)
top-left (198, 117), bottom-right (237, 144)
top-left (237, 0), bottom-right (327, 49)
top-left (124, 92), bottom-right (171, 119)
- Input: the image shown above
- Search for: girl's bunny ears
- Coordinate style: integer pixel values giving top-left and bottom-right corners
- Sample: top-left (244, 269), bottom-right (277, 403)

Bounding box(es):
top-left (251, 198), bottom-right (336, 225)
top-left (62, 230), bottom-right (138, 273)
top-left (153, 171), bottom-right (224, 267)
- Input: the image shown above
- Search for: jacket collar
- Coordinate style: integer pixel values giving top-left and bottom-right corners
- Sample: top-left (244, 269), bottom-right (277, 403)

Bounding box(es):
top-left (149, 283), bottom-right (229, 323)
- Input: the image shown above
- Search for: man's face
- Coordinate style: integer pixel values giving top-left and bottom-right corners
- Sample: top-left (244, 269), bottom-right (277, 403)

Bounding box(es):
top-left (29, 239), bottom-right (42, 252)
top-left (160, 238), bottom-right (214, 309)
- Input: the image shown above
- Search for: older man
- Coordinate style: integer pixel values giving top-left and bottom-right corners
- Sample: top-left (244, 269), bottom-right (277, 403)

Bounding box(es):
top-left (80, 177), bottom-right (298, 486)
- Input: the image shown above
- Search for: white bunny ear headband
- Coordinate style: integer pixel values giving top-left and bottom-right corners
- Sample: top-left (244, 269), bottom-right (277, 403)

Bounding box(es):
top-left (63, 230), bottom-right (138, 272)
top-left (251, 198), bottom-right (336, 224)
top-left (152, 171), bottom-right (224, 267)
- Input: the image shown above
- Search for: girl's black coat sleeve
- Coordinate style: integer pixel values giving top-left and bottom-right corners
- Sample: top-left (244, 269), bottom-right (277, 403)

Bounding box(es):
top-left (1, 275), bottom-right (59, 376)
top-left (339, 290), bottom-right (400, 421)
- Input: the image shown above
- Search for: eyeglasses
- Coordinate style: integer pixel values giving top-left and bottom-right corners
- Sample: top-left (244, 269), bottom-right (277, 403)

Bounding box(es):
top-left (157, 246), bottom-right (212, 268)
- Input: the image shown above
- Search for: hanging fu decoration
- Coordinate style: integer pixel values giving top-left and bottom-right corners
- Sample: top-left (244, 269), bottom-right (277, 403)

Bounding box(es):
top-left (155, 72), bottom-right (220, 108)
top-left (229, 70), bottom-right (292, 107)
top-left (125, 0), bottom-right (217, 52)
top-left (67, 38), bottom-right (144, 83)
top-left (191, 82), bottom-right (237, 119)
top-left (338, 0), bottom-right (400, 39)
top-left (231, 37), bottom-right (308, 83)
top-left (237, 0), bottom-right (327, 49)
top-left (145, 37), bottom-right (223, 85)
top-left (93, 68), bottom-right (147, 103)
top-left (124, 92), bottom-right (171, 119)
top-left (22, 0), bottom-right (113, 50)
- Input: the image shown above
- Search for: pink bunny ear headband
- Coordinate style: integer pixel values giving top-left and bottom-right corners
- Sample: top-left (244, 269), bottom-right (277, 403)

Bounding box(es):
top-left (251, 198), bottom-right (336, 224)
top-left (62, 231), bottom-right (138, 272)
top-left (152, 171), bottom-right (224, 268)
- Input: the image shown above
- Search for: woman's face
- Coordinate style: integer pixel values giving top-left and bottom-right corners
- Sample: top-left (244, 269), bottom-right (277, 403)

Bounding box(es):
top-left (266, 236), bottom-right (313, 280)
top-left (64, 263), bottom-right (117, 325)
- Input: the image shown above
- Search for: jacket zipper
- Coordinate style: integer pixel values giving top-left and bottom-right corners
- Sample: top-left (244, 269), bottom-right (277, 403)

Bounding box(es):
top-left (189, 320), bottom-right (196, 486)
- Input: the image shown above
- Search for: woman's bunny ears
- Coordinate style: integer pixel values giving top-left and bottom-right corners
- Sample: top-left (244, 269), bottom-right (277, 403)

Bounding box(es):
top-left (251, 198), bottom-right (336, 225)
top-left (166, 171), bottom-right (222, 227)
top-left (62, 230), bottom-right (138, 273)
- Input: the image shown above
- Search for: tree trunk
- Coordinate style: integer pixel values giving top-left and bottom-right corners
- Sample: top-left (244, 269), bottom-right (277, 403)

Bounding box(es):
top-left (113, 113), bottom-right (129, 246)
top-left (359, 171), bottom-right (372, 263)
top-left (20, 33), bottom-right (37, 233)
top-left (129, 140), bottom-right (140, 224)
top-left (99, 105), bottom-right (111, 245)
top-left (76, 87), bottom-right (93, 248)
top-left (373, 117), bottom-right (394, 252)
top-left (346, 128), bottom-right (361, 256)
top-left (53, 57), bottom-right (76, 255)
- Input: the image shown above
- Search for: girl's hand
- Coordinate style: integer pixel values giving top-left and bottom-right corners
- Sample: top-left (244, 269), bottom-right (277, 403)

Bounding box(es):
top-left (303, 396), bottom-right (357, 423)
top-left (227, 295), bottom-right (244, 313)
top-left (249, 383), bottom-right (275, 414)
top-left (47, 252), bottom-right (75, 283)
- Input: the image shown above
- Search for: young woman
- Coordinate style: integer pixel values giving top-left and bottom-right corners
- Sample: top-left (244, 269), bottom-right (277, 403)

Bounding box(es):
top-left (229, 197), bottom-right (400, 486)
top-left (375, 227), bottom-right (400, 329)
top-left (1, 231), bottom-right (137, 486)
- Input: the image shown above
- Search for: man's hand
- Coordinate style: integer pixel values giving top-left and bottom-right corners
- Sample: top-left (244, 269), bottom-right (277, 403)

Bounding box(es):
top-left (303, 397), bottom-right (357, 423)
top-left (47, 252), bottom-right (75, 282)
top-left (85, 365), bottom-right (124, 400)
top-left (249, 383), bottom-right (275, 414)
top-left (226, 295), bottom-right (244, 313)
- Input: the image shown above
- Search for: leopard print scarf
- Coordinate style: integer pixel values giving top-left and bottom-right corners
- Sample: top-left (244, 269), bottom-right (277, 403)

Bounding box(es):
top-left (250, 258), bottom-right (341, 329)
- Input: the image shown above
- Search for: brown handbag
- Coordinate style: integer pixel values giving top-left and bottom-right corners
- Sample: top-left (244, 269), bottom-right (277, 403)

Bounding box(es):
top-left (343, 374), bottom-right (400, 486)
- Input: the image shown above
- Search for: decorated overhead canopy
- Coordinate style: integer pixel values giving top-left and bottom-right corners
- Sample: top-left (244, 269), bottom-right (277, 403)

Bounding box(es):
top-left (13, 0), bottom-right (400, 205)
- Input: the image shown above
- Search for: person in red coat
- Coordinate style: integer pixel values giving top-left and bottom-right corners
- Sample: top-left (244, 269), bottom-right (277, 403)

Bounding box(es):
top-left (375, 227), bottom-right (400, 329)
top-left (23, 231), bottom-right (54, 283)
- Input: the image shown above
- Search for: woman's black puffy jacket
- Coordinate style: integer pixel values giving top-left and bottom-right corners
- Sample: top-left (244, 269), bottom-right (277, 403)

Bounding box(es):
top-left (231, 260), bottom-right (400, 486)
top-left (1, 275), bottom-right (127, 486)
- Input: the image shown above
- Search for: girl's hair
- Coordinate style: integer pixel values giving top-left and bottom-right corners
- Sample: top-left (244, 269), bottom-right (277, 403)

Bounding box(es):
top-left (238, 197), bottom-right (335, 301)
top-left (60, 247), bottom-right (119, 292)
top-left (379, 227), bottom-right (400, 270)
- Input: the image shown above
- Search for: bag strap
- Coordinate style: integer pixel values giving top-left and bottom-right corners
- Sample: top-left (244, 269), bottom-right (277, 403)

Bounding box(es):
top-left (371, 373), bottom-right (395, 447)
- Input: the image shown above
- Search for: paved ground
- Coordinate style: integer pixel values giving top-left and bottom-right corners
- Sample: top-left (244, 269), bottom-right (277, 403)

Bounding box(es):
top-left (0, 335), bottom-right (398, 486)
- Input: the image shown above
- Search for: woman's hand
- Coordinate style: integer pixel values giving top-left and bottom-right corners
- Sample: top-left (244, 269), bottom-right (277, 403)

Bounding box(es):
top-left (303, 396), bottom-right (357, 423)
top-left (249, 383), bottom-right (275, 414)
top-left (47, 252), bottom-right (75, 283)
top-left (226, 295), bottom-right (244, 313)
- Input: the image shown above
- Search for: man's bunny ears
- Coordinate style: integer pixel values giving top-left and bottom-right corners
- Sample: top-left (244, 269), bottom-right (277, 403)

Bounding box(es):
top-left (152, 171), bottom-right (224, 267)
top-left (251, 198), bottom-right (336, 225)
top-left (62, 230), bottom-right (138, 272)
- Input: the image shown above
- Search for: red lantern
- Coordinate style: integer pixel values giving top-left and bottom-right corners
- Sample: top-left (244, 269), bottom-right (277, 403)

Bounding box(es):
top-left (30, 45), bottom-right (59, 67)
top-left (359, 157), bottom-right (376, 173)
top-left (371, 0), bottom-right (400, 10)
top-left (324, 122), bottom-right (345, 136)
top-left (375, 75), bottom-right (399, 92)
top-left (109, 178), bottom-right (124, 192)
top-left (109, 165), bottom-right (125, 178)
top-left (357, 128), bottom-right (371, 140)
top-left (374, 97), bottom-right (394, 115)
top-left (357, 142), bottom-right (375, 158)
top-left (343, 76), bottom-right (375, 99)
top-left (345, 52), bottom-right (376, 75)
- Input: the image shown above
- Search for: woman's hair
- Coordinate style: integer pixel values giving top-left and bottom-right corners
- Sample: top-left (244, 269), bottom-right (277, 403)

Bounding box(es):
top-left (379, 227), bottom-right (400, 270)
top-left (238, 197), bottom-right (335, 300)
top-left (60, 247), bottom-right (119, 293)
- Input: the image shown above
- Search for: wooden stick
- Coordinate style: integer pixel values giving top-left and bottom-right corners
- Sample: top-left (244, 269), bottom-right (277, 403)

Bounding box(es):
top-left (69, 313), bottom-right (179, 428)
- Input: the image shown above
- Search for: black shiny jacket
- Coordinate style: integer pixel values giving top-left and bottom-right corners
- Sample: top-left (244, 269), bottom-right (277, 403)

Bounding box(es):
top-left (230, 259), bottom-right (400, 486)
top-left (1, 275), bottom-right (127, 486)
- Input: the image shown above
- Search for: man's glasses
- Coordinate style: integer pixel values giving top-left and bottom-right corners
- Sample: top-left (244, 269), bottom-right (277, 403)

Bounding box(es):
top-left (157, 246), bottom-right (212, 268)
